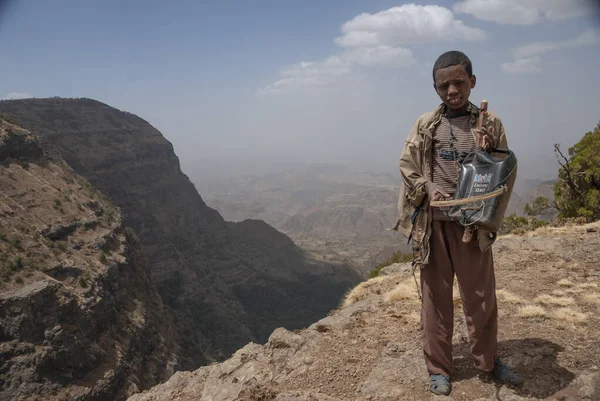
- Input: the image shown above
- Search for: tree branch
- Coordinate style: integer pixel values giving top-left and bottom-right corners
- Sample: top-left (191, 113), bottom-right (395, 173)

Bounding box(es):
top-left (554, 143), bottom-right (583, 196)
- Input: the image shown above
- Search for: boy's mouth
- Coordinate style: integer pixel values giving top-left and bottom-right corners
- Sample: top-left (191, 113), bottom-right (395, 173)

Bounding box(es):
top-left (448, 97), bottom-right (462, 106)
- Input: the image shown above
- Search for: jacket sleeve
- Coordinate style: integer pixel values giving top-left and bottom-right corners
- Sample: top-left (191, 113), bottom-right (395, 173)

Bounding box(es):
top-left (399, 118), bottom-right (429, 207)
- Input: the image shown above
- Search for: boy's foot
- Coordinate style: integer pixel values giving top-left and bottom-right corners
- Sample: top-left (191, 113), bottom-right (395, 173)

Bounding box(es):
top-left (430, 374), bottom-right (452, 395)
top-left (490, 358), bottom-right (523, 386)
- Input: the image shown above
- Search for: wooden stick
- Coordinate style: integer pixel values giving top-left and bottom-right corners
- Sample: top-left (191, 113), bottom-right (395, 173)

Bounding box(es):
top-left (431, 186), bottom-right (507, 207)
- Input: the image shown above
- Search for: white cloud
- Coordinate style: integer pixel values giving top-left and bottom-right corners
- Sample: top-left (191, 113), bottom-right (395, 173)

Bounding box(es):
top-left (341, 46), bottom-right (414, 67)
top-left (453, 0), bottom-right (597, 25)
top-left (503, 28), bottom-right (600, 74)
top-left (257, 57), bottom-right (352, 96)
top-left (515, 28), bottom-right (600, 58)
top-left (2, 92), bottom-right (32, 100)
top-left (335, 4), bottom-right (487, 47)
top-left (571, 27), bottom-right (600, 46)
top-left (260, 4), bottom-right (484, 95)
top-left (501, 56), bottom-right (542, 74)
top-left (257, 46), bottom-right (416, 95)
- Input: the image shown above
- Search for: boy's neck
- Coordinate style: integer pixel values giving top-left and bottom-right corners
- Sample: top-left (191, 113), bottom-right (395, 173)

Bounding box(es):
top-left (445, 102), bottom-right (470, 118)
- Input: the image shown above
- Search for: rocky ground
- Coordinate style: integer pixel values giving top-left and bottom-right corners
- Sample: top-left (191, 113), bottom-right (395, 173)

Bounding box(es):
top-left (128, 221), bottom-right (600, 401)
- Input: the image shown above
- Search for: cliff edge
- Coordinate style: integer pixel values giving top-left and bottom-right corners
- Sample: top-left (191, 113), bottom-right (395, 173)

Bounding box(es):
top-left (128, 222), bottom-right (600, 401)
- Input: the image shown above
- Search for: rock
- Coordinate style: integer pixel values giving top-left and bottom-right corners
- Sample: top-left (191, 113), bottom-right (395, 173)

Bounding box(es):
top-left (268, 328), bottom-right (306, 350)
top-left (573, 372), bottom-right (600, 400)
top-left (495, 387), bottom-right (535, 401)
top-left (41, 221), bottom-right (79, 240)
top-left (275, 392), bottom-right (343, 401)
top-left (309, 295), bottom-right (380, 332)
top-left (379, 263), bottom-right (412, 276)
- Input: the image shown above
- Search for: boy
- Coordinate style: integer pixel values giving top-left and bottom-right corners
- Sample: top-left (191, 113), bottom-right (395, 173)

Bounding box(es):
top-left (393, 51), bottom-right (522, 396)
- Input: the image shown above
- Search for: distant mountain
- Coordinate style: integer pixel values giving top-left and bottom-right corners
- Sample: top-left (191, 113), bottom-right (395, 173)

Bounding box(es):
top-left (186, 163), bottom-right (410, 273)
top-left (0, 98), bottom-right (361, 368)
top-left (507, 179), bottom-right (557, 216)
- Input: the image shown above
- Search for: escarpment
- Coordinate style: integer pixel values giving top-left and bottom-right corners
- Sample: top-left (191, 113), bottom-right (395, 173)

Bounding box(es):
top-left (0, 98), bottom-right (362, 366)
top-left (0, 120), bottom-right (180, 401)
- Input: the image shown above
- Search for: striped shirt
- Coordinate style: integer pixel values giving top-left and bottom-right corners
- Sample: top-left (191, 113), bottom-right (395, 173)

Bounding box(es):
top-left (432, 115), bottom-right (475, 221)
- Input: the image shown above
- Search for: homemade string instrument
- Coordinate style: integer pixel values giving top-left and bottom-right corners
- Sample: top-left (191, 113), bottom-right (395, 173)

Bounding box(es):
top-left (430, 100), bottom-right (518, 241)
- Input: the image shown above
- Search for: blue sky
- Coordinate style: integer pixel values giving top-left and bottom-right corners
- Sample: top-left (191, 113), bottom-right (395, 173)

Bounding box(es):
top-left (1, 0), bottom-right (600, 180)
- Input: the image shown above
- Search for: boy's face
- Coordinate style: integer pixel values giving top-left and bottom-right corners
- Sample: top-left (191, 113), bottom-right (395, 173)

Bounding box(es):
top-left (433, 64), bottom-right (476, 111)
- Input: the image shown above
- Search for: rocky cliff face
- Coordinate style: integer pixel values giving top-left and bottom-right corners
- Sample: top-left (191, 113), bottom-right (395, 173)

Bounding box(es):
top-left (0, 120), bottom-right (179, 401)
top-left (0, 98), bottom-right (362, 365)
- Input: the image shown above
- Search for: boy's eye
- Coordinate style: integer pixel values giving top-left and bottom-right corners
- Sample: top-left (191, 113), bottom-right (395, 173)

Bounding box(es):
top-left (438, 84), bottom-right (449, 90)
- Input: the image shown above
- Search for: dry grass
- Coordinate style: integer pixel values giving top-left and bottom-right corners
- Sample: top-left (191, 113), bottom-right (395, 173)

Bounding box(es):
top-left (534, 294), bottom-right (575, 306)
top-left (342, 276), bottom-right (388, 307)
top-left (576, 282), bottom-right (599, 289)
top-left (550, 308), bottom-right (588, 324)
top-left (385, 281), bottom-right (418, 302)
top-left (517, 305), bottom-right (547, 318)
top-left (531, 220), bottom-right (600, 237)
top-left (407, 310), bottom-right (421, 324)
top-left (581, 293), bottom-right (600, 305)
top-left (497, 289), bottom-right (526, 304)
top-left (551, 290), bottom-right (568, 297)
top-left (557, 278), bottom-right (574, 287)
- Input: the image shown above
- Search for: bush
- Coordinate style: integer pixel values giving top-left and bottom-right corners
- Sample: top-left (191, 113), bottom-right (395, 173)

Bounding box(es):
top-left (524, 196), bottom-right (552, 217)
top-left (554, 122), bottom-right (600, 222)
top-left (369, 250), bottom-right (413, 278)
top-left (500, 213), bottom-right (550, 235)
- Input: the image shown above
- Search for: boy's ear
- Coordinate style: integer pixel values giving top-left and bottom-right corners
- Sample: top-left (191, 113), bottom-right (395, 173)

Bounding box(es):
top-left (470, 74), bottom-right (477, 89)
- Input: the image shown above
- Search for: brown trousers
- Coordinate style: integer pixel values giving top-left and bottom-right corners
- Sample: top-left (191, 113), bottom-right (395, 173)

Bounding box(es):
top-left (420, 220), bottom-right (498, 377)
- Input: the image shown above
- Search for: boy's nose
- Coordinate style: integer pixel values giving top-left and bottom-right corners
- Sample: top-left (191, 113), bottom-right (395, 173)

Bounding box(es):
top-left (448, 85), bottom-right (458, 95)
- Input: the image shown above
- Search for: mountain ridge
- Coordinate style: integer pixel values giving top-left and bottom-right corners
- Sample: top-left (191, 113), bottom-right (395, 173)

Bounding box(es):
top-left (0, 97), bottom-right (362, 366)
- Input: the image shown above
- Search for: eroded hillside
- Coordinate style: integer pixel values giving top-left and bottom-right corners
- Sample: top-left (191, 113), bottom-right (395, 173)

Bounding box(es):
top-left (0, 120), bottom-right (180, 401)
top-left (0, 98), bottom-right (362, 365)
top-left (128, 221), bottom-right (600, 401)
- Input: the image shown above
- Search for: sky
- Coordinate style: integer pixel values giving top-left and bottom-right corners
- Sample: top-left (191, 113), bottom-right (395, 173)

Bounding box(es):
top-left (1, 0), bottom-right (600, 181)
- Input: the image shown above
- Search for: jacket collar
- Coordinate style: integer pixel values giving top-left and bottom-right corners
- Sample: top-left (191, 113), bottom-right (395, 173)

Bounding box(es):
top-left (423, 101), bottom-right (480, 136)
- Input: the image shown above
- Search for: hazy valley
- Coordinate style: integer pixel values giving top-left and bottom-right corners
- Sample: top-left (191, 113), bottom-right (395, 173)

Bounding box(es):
top-left (184, 159), bottom-right (560, 275)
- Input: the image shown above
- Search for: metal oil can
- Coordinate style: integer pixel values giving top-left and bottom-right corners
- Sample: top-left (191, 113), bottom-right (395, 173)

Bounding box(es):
top-left (447, 148), bottom-right (518, 232)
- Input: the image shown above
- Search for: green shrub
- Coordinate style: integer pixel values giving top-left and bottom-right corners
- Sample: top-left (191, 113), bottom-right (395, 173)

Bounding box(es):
top-left (500, 213), bottom-right (550, 235)
top-left (554, 122), bottom-right (600, 222)
top-left (524, 196), bottom-right (552, 217)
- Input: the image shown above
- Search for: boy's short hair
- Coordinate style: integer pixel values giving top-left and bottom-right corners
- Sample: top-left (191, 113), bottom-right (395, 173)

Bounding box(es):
top-left (432, 51), bottom-right (473, 82)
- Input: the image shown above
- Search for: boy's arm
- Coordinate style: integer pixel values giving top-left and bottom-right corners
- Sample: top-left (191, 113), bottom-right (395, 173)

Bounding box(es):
top-left (399, 119), bottom-right (429, 207)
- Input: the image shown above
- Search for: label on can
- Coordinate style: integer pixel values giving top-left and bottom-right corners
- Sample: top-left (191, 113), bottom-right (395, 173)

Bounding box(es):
top-left (472, 173), bottom-right (492, 193)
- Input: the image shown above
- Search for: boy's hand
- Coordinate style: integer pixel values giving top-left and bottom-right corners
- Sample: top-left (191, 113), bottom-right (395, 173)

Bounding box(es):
top-left (425, 182), bottom-right (450, 201)
top-left (474, 126), bottom-right (497, 150)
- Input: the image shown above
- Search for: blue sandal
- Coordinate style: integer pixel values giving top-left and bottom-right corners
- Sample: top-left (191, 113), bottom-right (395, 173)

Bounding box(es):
top-left (490, 358), bottom-right (523, 386)
top-left (430, 374), bottom-right (452, 395)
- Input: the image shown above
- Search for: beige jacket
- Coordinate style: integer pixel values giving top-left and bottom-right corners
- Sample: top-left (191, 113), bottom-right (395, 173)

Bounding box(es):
top-left (392, 102), bottom-right (509, 268)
